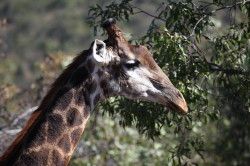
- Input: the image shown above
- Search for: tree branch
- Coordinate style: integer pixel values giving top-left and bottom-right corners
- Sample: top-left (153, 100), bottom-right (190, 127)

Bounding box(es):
top-left (189, 40), bottom-right (249, 76)
top-left (190, 0), bottom-right (250, 37)
top-left (0, 129), bottom-right (21, 136)
top-left (11, 106), bottom-right (38, 127)
top-left (207, 62), bottom-right (249, 75)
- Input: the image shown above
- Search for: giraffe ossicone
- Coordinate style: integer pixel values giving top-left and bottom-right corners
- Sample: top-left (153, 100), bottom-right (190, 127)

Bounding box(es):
top-left (0, 19), bottom-right (188, 166)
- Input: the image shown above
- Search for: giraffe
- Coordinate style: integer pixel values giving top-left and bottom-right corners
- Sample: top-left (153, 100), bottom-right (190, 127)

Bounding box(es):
top-left (0, 18), bottom-right (188, 166)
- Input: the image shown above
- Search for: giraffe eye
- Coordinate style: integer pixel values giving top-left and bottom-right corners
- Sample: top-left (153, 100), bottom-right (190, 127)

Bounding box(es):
top-left (124, 59), bottom-right (140, 69)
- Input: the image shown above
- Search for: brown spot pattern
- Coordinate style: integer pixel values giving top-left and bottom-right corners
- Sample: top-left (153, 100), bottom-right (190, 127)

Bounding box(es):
top-left (55, 89), bottom-right (73, 110)
top-left (66, 107), bottom-right (82, 127)
top-left (83, 109), bottom-right (90, 119)
top-left (74, 88), bottom-right (84, 106)
top-left (17, 148), bottom-right (49, 166)
top-left (26, 123), bottom-right (47, 148)
top-left (70, 128), bottom-right (82, 146)
top-left (51, 150), bottom-right (64, 166)
top-left (47, 114), bottom-right (64, 143)
top-left (58, 134), bottom-right (71, 153)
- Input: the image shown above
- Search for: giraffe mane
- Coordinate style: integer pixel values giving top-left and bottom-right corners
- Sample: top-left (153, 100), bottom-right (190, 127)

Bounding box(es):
top-left (0, 49), bottom-right (90, 164)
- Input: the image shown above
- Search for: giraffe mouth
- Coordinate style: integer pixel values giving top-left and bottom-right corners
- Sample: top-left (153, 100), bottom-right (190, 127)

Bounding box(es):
top-left (165, 89), bottom-right (188, 114)
top-left (166, 96), bottom-right (188, 114)
top-left (145, 77), bottom-right (188, 114)
top-left (146, 89), bottom-right (188, 114)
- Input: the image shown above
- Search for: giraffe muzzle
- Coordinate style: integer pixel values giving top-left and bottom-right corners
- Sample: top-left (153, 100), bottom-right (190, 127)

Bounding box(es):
top-left (147, 87), bottom-right (188, 114)
top-left (164, 90), bottom-right (188, 114)
top-left (148, 78), bottom-right (188, 114)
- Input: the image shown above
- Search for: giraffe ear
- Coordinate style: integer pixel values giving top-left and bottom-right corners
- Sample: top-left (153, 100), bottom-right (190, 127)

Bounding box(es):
top-left (92, 39), bottom-right (111, 65)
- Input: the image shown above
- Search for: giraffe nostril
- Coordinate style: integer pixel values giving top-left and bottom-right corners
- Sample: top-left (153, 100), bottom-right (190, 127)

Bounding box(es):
top-left (150, 79), bottom-right (164, 91)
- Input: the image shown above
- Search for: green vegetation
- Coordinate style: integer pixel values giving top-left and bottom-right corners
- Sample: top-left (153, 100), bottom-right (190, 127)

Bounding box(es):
top-left (0, 0), bottom-right (250, 165)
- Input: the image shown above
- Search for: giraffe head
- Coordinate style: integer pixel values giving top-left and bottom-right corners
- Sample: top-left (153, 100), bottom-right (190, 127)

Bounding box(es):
top-left (89, 19), bottom-right (188, 114)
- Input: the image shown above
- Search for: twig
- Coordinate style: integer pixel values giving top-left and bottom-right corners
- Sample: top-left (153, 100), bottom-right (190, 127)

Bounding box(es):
top-left (131, 5), bottom-right (167, 22)
top-left (198, 1), bottom-right (214, 5)
top-left (190, 15), bottom-right (207, 37)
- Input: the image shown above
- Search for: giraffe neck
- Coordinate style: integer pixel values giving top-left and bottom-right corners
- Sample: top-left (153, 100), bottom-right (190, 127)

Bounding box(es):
top-left (0, 50), bottom-right (104, 165)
